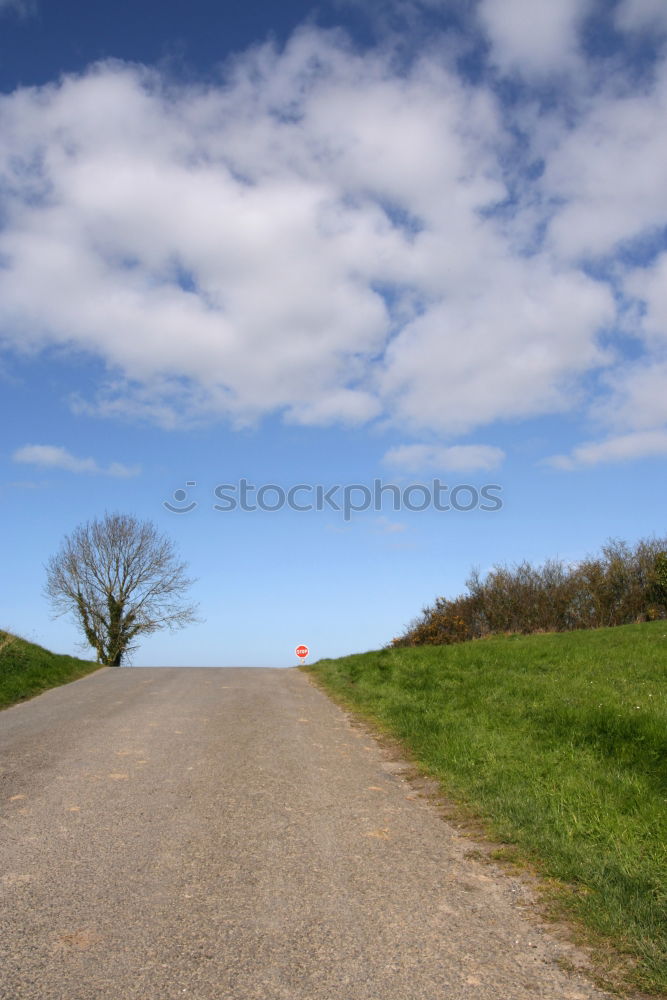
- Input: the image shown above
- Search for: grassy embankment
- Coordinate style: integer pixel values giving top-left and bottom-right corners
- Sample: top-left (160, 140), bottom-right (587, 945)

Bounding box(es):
top-left (0, 630), bottom-right (100, 709)
top-left (304, 622), bottom-right (667, 995)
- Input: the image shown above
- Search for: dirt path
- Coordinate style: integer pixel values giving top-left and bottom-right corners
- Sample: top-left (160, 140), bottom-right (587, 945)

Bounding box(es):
top-left (0, 667), bottom-right (614, 999)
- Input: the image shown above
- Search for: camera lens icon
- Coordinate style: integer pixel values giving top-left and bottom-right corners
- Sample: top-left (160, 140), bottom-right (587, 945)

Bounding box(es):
top-left (163, 482), bottom-right (198, 514)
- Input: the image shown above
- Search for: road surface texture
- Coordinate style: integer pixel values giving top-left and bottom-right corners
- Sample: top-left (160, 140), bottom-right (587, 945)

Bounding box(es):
top-left (1, 667), bottom-right (616, 1000)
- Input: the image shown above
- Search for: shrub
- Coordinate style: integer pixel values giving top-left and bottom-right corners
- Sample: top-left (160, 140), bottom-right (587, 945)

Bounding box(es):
top-left (392, 536), bottom-right (667, 647)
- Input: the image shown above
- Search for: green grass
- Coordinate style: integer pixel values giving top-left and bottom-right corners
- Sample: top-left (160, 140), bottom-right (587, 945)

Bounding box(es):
top-left (0, 630), bottom-right (101, 709)
top-left (304, 622), bottom-right (667, 995)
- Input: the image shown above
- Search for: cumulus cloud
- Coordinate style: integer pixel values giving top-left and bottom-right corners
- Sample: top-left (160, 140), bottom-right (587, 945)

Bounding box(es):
top-left (625, 253), bottom-right (667, 346)
top-left (541, 66), bottom-right (667, 262)
top-left (590, 360), bottom-right (667, 436)
top-left (0, 20), bottom-right (665, 459)
top-left (547, 429), bottom-right (667, 469)
top-left (12, 445), bottom-right (139, 477)
top-left (0, 34), bottom-right (612, 435)
top-left (477, 0), bottom-right (593, 77)
top-left (378, 262), bottom-right (613, 434)
top-left (615, 0), bottom-right (667, 34)
top-left (383, 442), bottom-right (505, 473)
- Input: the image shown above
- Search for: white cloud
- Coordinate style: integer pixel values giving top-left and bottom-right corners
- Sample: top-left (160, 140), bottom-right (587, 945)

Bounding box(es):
top-left (12, 444), bottom-right (139, 478)
top-left (541, 65), bottom-right (667, 261)
top-left (615, 0), bottom-right (667, 34)
top-left (547, 429), bottom-right (667, 469)
top-left (625, 253), bottom-right (667, 346)
top-left (383, 442), bottom-right (505, 473)
top-left (477, 0), bottom-right (593, 77)
top-left (0, 23), bottom-right (661, 456)
top-left (379, 261), bottom-right (613, 433)
top-left (0, 0), bottom-right (34, 14)
top-left (583, 253), bottom-right (667, 437)
top-left (375, 516), bottom-right (407, 534)
top-left (5, 480), bottom-right (49, 489)
top-left (591, 359), bottom-right (667, 435)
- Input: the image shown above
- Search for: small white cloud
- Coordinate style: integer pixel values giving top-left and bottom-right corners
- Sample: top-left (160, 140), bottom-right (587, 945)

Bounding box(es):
top-left (3, 479), bottom-right (49, 490)
top-left (477, 0), bottom-right (593, 77)
top-left (615, 0), bottom-right (667, 34)
top-left (0, 0), bottom-right (35, 16)
top-left (546, 429), bottom-right (667, 469)
top-left (13, 445), bottom-right (98, 474)
top-left (106, 461), bottom-right (140, 478)
top-left (12, 444), bottom-right (140, 478)
top-left (592, 360), bottom-right (667, 435)
top-left (625, 254), bottom-right (667, 347)
top-left (543, 83), bottom-right (667, 262)
top-left (383, 442), bottom-right (505, 473)
top-left (375, 516), bottom-right (407, 534)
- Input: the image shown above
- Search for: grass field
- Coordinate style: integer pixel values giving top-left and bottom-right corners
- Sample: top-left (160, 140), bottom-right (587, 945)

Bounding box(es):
top-left (304, 622), bottom-right (667, 995)
top-left (0, 630), bottom-right (100, 709)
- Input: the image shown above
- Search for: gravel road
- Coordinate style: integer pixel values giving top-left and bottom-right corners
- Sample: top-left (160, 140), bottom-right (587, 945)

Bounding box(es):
top-left (0, 667), bottom-right (615, 1000)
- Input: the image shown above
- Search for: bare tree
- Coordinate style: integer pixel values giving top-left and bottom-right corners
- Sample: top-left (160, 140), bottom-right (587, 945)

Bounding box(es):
top-left (45, 512), bottom-right (199, 665)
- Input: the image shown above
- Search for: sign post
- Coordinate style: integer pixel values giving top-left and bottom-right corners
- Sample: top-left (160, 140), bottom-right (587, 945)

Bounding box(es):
top-left (295, 644), bottom-right (309, 664)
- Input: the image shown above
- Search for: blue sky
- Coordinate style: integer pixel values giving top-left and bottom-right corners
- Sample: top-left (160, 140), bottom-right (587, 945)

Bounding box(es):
top-left (1, 0), bottom-right (666, 665)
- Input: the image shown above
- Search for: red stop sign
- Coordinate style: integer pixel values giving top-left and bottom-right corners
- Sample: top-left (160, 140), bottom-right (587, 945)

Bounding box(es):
top-left (295, 644), bottom-right (309, 660)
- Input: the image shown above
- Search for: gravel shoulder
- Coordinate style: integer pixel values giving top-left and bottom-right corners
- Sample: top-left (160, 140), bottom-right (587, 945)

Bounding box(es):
top-left (0, 667), bottom-right (619, 999)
